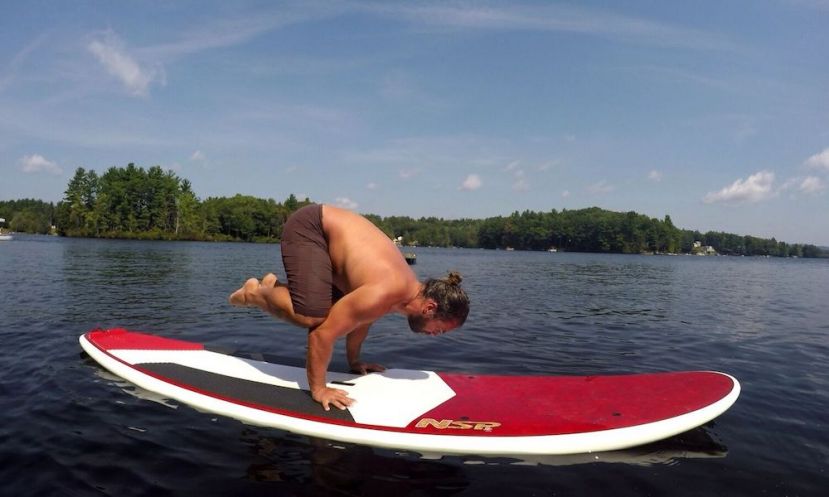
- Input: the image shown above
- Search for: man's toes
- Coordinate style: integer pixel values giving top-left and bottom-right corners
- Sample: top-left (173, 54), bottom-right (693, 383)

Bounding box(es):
top-left (229, 278), bottom-right (259, 306)
top-left (244, 277), bottom-right (260, 291)
top-left (261, 273), bottom-right (277, 288)
top-left (229, 286), bottom-right (246, 306)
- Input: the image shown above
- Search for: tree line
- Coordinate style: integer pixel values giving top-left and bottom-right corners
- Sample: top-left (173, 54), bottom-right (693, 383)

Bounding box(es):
top-left (0, 198), bottom-right (57, 234)
top-left (0, 164), bottom-right (824, 258)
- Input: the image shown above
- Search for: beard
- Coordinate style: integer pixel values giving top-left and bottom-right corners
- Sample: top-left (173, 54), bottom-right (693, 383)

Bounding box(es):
top-left (408, 313), bottom-right (427, 334)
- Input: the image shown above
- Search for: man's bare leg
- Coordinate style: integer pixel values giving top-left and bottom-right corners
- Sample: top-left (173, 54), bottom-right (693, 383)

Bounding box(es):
top-left (229, 273), bottom-right (323, 329)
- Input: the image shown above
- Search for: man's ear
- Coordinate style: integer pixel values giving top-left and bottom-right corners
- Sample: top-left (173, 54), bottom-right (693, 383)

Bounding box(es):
top-left (423, 298), bottom-right (438, 316)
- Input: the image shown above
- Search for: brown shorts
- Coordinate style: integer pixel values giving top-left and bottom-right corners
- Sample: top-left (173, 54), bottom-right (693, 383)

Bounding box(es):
top-left (280, 204), bottom-right (342, 318)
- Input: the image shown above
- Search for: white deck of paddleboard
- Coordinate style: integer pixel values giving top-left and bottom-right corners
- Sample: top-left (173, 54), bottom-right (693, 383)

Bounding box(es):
top-left (105, 348), bottom-right (455, 428)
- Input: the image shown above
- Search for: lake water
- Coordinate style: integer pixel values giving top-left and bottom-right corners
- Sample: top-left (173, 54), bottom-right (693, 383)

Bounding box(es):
top-left (1, 234), bottom-right (827, 496)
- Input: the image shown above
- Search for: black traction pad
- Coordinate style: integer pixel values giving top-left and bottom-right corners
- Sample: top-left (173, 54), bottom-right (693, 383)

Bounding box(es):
top-left (137, 362), bottom-right (355, 423)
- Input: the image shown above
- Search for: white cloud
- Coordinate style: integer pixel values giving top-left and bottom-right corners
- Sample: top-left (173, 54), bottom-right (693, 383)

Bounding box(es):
top-left (399, 168), bottom-right (421, 180)
top-left (503, 161), bottom-right (529, 191)
top-left (588, 180), bottom-right (615, 194)
top-left (459, 174), bottom-right (483, 191)
top-left (512, 179), bottom-right (529, 192)
top-left (798, 176), bottom-right (826, 194)
top-left (334, 197), bottom-right (358, 209)
top-left (537, 161), bottom-right (557, 172)
top-left (88, 31), bottom-right (163, 96)
top-left (512, 169), bottom-right (529, 191)
top-left (19, 154), bottom-right (62, 175)
top-left (562, 190), bottom-right (571, 198)
top-left (703, 170), bottom-right (776, 204)
top-left (190, 150), bottom-right (205, 161)
top-left (805, 148), bottom-right (829, 171)
top-left (780, 175), bottom-right (826, 195)
top-left (366, 182), bottom-right (379, 190)
top-left (648, 170), bottom-right (663, 182)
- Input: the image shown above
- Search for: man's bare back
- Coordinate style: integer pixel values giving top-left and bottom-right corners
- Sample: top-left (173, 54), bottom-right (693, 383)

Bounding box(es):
top-left (320, 205), bottom-right (420, 313)
top-left (229, 204), bottom-right (469, 411)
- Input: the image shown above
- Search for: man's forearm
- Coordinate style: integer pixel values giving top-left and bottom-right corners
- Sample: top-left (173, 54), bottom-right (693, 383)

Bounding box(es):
top-left (346, 324), bottom-right (370, 367)
top-left (306, 330), bottom-right (335, 393)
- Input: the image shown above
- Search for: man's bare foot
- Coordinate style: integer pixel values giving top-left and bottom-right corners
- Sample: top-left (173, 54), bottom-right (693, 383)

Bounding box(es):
top-left (229, 277), bottom-right (260, 307)
top-left (261, 273), bottom-right (278, 288)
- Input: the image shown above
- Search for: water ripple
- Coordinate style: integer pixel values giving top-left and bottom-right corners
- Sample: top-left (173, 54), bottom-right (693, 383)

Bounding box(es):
top-left (1, 238), bottom-right (828, 496)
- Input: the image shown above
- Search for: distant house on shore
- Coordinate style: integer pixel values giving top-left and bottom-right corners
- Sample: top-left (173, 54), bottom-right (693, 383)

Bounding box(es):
top-left (692, 241), bottom-right (717, 256)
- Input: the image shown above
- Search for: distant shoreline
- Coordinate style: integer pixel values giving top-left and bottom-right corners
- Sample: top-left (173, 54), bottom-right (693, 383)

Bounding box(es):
top-left (1, 164), bottom-right (826, 258)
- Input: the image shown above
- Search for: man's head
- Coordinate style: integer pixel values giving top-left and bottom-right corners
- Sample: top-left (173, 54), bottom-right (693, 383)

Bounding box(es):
top-left (408, 271), bottom-right (469, 335)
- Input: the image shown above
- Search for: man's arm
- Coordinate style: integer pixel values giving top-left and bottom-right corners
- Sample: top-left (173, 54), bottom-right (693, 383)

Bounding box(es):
top-left (306, 285), bottom-right (390, 411)
top-left (346, 323), bottom-right (386, 375)
top-left (307, 327), bottom-right (346, 411)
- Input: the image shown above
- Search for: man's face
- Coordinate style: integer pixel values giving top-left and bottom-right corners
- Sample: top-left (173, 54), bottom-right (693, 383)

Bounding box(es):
top-left (408, 314), bottom-right (459, 336)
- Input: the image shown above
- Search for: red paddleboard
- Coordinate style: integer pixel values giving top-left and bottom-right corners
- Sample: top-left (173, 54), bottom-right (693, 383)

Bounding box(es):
top-left (80, 328), bottom-right (740, 455)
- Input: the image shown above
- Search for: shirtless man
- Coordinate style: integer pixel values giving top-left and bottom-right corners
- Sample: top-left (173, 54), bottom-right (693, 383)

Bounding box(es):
top-left (229, 204), bottom-right (469, 411)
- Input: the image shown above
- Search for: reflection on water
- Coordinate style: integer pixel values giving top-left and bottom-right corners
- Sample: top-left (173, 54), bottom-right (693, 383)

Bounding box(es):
top-left (239, 425), bottom-right (726, 497)
top-left (245, 434), bottom-right (469, 496)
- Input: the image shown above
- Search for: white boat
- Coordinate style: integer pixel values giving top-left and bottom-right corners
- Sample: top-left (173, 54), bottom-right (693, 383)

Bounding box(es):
top-left (0, 217), bottom-right (11, 240)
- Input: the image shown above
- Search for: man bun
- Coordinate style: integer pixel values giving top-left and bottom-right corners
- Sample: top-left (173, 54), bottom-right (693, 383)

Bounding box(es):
top-left (446, 271), bottom-right (462, 286)
top-left (422, 271), bottom-right (469, 325)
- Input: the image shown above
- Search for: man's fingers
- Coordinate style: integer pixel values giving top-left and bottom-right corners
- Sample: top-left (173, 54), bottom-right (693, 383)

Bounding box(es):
top-left (319, 387), bottom-right (353, 411)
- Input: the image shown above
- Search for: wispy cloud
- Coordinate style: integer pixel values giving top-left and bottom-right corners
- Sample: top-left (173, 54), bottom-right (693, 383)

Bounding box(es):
top-left (512, 170), bottom-right (529, 192)
top-left (0, 33), bottom-right (49, 92)
top-left (786, 0), bottom-right (829, 11)
top-left (588, 180), bottom-right (615, 195)
top-left (798, 176), bottom-right (826, 194)
top-left (138, 6), bottom-right (341, 61)
top-left (703, 170), bottom-right (776, 204)
top-left (805, 148), bottom-right (829, 171)
top-left (399, 168), bottom-right (421, 180)
top-left (503, 161), bottom-right (529, 191)
top-left (190, 150), bottom-right (205, 162)
top-left (459, 174), bottom-right (483, 191)
top-left (363, 2), bottom-right (737, 51)
top-left (88, 31), bottom-right (164, 96)
top-left (334, 196), bottom-right (358, 209)
top-left (781, 175), bottom-right (826, 195)
top-left (648, 170), bottom-right (663, 182)
top-left (0, 95), bottom-right (177, 148)
top-left (343, 135), bottom-right (508, 175)
top-left (19, 154), bottom-right (62, 175)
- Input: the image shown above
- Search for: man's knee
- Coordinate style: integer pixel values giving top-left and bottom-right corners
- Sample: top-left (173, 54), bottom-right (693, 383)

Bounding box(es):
top-left (302, 315), bottom-right (325, 330)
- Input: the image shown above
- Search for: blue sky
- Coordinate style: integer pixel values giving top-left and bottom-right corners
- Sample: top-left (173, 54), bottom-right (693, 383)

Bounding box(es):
top-left (2, 0), bottom-right (828, 245)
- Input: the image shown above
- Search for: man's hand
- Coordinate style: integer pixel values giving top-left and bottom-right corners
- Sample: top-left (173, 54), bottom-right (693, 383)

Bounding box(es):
top-left (312, 386), bottom-right (353, 411)
top-left (349, 361), bottom-right (386, 375)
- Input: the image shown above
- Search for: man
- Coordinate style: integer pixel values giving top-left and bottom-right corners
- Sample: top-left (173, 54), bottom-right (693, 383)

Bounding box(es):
top-left (229, 203), bottom-right (469, 411)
